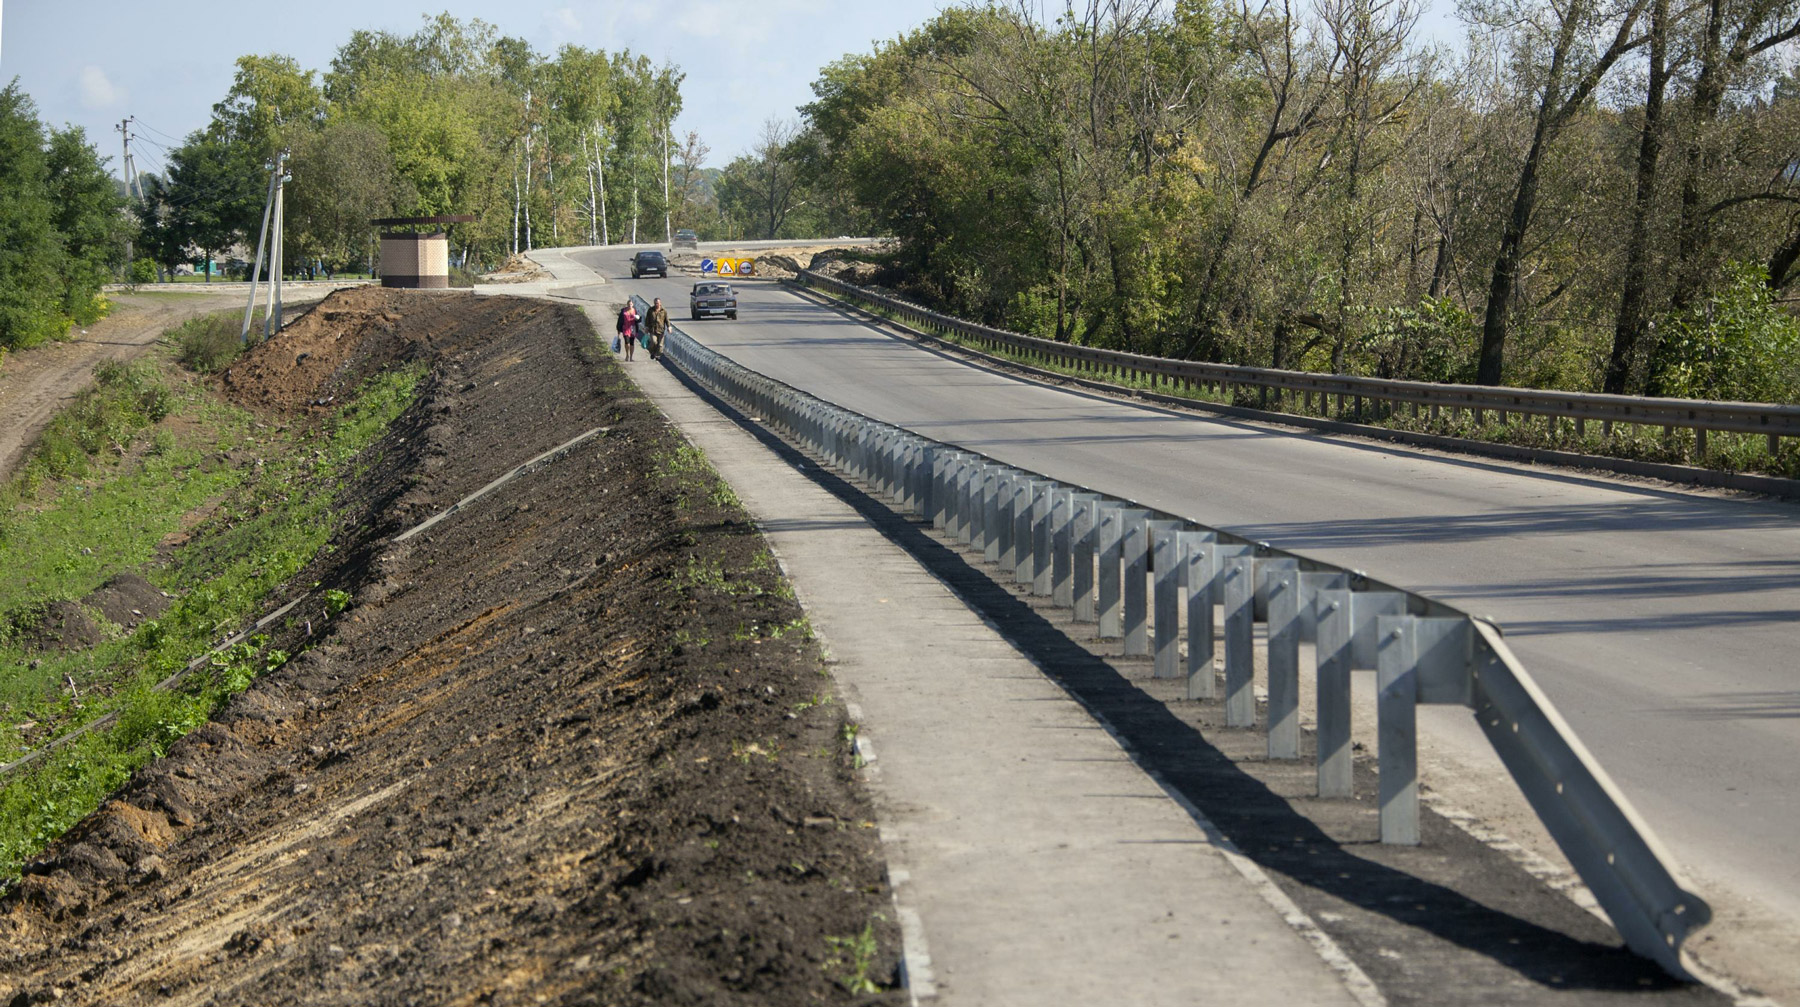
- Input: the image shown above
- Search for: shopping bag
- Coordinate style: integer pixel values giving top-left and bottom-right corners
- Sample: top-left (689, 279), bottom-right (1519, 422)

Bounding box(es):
top-left (612, 335), bottom-right (622, 352)
top-left (639, 332), bottom-right (650, 349)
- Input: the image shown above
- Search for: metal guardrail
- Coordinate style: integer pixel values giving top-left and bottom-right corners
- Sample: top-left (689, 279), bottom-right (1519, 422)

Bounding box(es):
top-left (655, 312), bottom-right (1713, 980)
top-left (793, 269), bottom-right (1800, 457)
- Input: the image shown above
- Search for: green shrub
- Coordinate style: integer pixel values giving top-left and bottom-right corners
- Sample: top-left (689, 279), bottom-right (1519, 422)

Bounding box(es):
top-left (170, 310), bottom-right (247, 373)
top-left (1651, 262), bottom-right (1800, 403)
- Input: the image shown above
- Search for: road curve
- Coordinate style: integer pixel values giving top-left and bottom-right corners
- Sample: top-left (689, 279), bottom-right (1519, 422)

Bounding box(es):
top-left (565, 243), bottom-right (1800, 989)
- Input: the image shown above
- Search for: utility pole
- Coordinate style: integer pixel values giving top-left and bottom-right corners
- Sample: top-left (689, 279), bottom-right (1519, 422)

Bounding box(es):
top-left (265, 157), bottom-right (289, 341)
top-left (117, 117), bottom-right (139, 277)
top-left (241, 152), bottom-right (286, 344)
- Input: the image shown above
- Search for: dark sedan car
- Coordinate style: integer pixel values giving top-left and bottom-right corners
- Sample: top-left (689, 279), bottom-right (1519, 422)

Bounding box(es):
top-left (689, 282), bottom-right (737, 320)
top-left (672, 229), bottom-right (699, 249)
top-left (631, 250), bottom-right (667, 278)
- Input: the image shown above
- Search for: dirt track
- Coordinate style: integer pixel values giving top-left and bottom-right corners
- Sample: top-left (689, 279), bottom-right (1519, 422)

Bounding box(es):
top-left (0, 289), bottom-right (901, 1005)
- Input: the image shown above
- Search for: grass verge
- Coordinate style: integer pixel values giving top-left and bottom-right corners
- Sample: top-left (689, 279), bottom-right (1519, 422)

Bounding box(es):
top-left (0, 341), bottom-right (422, 879)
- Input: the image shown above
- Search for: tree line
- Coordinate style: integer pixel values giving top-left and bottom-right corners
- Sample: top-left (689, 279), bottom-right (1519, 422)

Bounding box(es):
top-left (788, 0), bottom-right (1800, 398)
top-left (0, 83), bottom-right (127, 351)
top-left (135, 14), bottom-right (691, 280)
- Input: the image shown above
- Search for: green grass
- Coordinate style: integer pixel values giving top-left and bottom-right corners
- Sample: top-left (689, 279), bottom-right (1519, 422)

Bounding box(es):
top-left (10, 361), bottom-right (175, 492)
top-left (0, 348), bottom-right (423, 880)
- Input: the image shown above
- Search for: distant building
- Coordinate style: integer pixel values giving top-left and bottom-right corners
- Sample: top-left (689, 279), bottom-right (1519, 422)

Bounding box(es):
top-left (372, 216), bottom-right (475, 289)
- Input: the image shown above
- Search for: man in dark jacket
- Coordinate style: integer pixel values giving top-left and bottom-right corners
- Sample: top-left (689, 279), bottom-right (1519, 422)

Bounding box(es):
top-left (644, 298), bottom-right (670, 359)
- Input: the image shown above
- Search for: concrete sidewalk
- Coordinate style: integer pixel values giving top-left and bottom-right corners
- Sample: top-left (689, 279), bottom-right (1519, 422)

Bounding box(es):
top-left (523, 249), bottom-right (1377, 1005)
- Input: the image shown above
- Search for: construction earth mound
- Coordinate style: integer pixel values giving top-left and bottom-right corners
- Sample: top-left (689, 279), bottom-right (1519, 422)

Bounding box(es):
top-left (0, 287), bottom-right (904, 1006)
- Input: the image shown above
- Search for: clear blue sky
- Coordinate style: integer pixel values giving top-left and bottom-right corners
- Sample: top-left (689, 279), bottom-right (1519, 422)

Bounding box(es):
top-left (0, 1), bottom-right (1465, 182)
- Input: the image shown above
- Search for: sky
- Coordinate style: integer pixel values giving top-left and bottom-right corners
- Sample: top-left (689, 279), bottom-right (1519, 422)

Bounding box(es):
top-left (0, 0), bottom-right (1466, 182)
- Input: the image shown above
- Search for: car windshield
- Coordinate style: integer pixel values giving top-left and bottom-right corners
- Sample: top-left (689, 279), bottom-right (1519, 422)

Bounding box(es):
top-left (695, 284), bottom-right (729, 296)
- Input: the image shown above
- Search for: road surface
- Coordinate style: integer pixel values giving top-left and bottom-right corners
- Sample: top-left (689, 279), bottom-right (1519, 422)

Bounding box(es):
top-left (565, 243), bottom-right (1800, 996)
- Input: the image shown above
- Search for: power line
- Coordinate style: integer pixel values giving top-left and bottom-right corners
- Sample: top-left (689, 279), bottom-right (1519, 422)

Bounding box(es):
top-left (132, 119), bottom-right (190, 145)
top-left (133, 134), bottom-right (175, 158)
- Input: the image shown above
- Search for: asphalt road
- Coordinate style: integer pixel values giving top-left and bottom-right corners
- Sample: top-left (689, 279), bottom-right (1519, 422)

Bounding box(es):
top-left (572, 245), bottom-right (1800, 986)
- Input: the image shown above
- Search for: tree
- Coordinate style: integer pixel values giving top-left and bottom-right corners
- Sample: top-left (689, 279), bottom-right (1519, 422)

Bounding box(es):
top-left (1604, 0), bottom-right (1674, 392)
top-left (212, 54), bottom-right (326, 159)
top-left (718, 118), bottom-right (803, 240)
top-left (0, 82), bottom-right (65, 349)
top-left (44, 125), bottom-right (125, 322)
top-left (1666, 0), bottom-right (1800, 307)
top-left (286, 120), bottom-right (411, 274)
top-left (1470, 0), bottom-right (1649, 385)
top-left (142, 131), bottom-right (266, 281)
top-left (669, 130), bottom-right (715, 232)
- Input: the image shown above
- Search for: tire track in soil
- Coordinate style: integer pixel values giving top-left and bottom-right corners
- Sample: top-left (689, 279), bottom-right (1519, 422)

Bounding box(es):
top-left (0, 288), bottom-right (904, 1006)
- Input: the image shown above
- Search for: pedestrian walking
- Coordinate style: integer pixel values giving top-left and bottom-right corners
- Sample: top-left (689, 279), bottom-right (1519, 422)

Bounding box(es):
top-left (644, 297), bottom-right (670, 360)
top-left (616, 301), bottom-right (639, 361)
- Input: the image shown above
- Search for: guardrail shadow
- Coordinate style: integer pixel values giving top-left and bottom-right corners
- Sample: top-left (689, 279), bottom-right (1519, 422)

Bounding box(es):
top-left (659, 355), bottom-right (1727, 1004)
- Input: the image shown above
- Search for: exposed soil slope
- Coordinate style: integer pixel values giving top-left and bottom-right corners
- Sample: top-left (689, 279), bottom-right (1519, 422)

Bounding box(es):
top-left (0, 289), bottom-right (901, 1006)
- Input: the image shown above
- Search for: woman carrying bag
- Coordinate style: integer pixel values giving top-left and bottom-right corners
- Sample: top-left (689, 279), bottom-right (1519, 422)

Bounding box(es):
top-left (615, 302), bottom-right (639, 362)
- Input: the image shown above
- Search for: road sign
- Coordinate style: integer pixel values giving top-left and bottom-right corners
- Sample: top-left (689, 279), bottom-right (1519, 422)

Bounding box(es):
top-left (700, 258), bottom-right (716, 273)
top-left (718, 259), bottom-right (738, 276)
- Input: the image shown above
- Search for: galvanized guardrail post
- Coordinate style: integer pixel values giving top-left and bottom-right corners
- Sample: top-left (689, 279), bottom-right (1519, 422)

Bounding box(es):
top-left (1051, 489), bottom-right (1076, 607)
top-left (1032, 483), bottom-right (1055, 597)
top-left (1121, 509), bottom-right (1152, 656)
top-left (1002, 474), bottom-right (1023, 580)
top-left (1017, 481), bottom-right (1046, 586)
top-left (1263, 559), bottom-right (1302, 759)
top-left (1072, 495), bottom-right (1100, 622)
top-left (1179, 531), bottom-right (1218, 700)
top-left (1223, 554), bottom-right (1257, 727)
top-left (982, 468), bottom-right (1004, 563)
top-left (1315, 587), bottom-right (1355, 798)
top-left (1376, 616), bottom-right (1473, 845)
top-left (1096, 502), bottom-right (1125, 638)
top-left (1150, 520), bottom-right (1184, 678)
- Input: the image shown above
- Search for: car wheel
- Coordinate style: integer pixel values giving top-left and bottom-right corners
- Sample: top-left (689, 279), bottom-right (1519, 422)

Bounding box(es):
top-left (727, 312), bottom-right (737, 320)
top-left (691, 311), bottom-right (699, 321)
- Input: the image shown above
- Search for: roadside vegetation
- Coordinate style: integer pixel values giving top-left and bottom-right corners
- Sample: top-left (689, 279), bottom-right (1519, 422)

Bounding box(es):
top-left (785, 3), bottom-right (1800, 403)
top-left (0, 334), bottom-right (420, 879)
top-left (0, 84), bottom-right (127, 353)
top-left (168, 308), bottom-right (257, 373)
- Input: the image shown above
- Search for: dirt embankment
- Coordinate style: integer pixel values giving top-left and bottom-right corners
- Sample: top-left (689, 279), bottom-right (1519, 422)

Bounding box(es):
top-left (0, 288), bottom-right (902, 1005)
